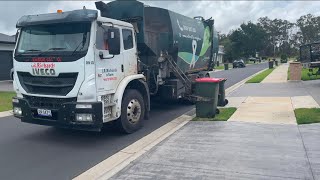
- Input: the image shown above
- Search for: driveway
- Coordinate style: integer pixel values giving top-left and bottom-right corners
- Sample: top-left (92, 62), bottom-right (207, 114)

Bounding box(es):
top-left (0, 81), bottom-right (13, 91)
top-left (112, 121), bottom-right (319, 180)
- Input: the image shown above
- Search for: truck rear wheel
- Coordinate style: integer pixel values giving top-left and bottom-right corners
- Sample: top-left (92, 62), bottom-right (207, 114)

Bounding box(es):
top-left (117, 89), bottom-right (145, 133)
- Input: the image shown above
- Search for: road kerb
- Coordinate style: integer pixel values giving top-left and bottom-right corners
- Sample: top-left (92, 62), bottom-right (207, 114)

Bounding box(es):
top-left (0, 110), bottom-right (13, 118)
top-left (74, 69), bottom-right (267, 180)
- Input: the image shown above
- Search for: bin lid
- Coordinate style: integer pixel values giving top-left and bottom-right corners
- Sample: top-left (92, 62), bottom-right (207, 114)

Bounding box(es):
top-left (195, 77), bottom-right (221, 83)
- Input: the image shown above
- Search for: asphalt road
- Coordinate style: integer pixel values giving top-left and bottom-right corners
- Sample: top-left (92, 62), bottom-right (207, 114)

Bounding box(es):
top-left (0, 62), bottom-right (267, 180)
top-left (209, 63), bottom-right (267, 88)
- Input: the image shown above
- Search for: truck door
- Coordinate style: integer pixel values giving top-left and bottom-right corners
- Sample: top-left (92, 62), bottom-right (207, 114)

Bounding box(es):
top-left (122, 28), bottom-right (138, 76)
top-left (95, 24), bottom-right (124, 93)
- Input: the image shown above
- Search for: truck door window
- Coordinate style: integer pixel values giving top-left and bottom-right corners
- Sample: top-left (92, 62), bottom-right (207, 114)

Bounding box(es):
top-left (122, 29), bottom-right (133, 50)
top-left (96, 25), bottom-right (110, 50)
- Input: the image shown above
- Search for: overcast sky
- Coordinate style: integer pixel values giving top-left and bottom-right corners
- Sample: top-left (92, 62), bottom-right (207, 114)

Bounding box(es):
top-left (1, 1), bottom-right (320, 35)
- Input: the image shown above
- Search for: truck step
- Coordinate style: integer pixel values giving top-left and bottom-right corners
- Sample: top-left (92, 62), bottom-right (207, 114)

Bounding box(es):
top-left (104, 103), bottom-right (116, 107)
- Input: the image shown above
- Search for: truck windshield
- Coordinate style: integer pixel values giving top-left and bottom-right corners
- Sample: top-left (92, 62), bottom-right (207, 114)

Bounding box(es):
top-left (16, 22), bottom-right (91, 57)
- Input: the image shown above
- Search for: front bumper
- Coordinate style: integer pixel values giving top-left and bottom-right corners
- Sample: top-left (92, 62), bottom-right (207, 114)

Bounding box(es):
top-left (12, 96), bottom-right (103, 131)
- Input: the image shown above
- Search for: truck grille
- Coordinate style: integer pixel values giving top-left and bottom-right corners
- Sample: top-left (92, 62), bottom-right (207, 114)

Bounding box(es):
top-left (23, 95), bottom-right (77, 109)
top-left (17, 72), bottom-right (78, 96)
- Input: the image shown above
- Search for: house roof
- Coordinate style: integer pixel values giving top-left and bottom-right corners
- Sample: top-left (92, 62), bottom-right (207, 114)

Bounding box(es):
top-left (0, 33), bottom-right (15, 44)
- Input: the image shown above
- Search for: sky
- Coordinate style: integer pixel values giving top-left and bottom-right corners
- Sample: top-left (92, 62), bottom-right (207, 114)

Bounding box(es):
top-left (0, 1), bottom-right (320, 36)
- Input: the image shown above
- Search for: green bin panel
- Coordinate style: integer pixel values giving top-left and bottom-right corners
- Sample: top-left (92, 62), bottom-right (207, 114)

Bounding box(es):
top-left (218, 79), bottom-right (227, 106)
top-left (195, 81), bottom-right (219, 118)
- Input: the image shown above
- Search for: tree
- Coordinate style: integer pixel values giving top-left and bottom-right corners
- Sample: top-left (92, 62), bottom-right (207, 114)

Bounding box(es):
top-left (226, 22), bottom-right (267, 59)
top-left (218, 14), bottom-right (320, 60)
top-left (219, 33), bottom-right (233, 62)
top-left (257, 17), bottom-right (275, 56)
top-left (296, 14), bottom-right (320, 44)
top-left (258, 17), bottom-right (296, 57)
top-left (239, 22), bottom-right (267, 57)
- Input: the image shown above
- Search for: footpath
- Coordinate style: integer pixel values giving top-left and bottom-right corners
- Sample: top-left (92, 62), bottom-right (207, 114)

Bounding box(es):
top-left (261, 63), bottom-right (288, 83)
top-left (80, 63), bottom-right (320, 180)
top-left (228, 63), bottom-right (319, 124)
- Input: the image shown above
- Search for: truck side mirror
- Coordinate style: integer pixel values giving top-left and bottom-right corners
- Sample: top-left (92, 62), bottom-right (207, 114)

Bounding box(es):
top-left (107, 28), bottom-right (120, 55)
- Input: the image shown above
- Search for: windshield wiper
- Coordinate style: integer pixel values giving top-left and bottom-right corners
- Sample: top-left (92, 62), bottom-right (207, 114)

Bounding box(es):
top-left (15, 49), bottom-right (41, 56)
top-left (47, 47), bottom-right (66, 50)
top-left (37, 47), bottom-right (67, 56)
top-left (71, 33), bottom-right (87, 56)
top-left (25, 49), bottom-right (41, 52)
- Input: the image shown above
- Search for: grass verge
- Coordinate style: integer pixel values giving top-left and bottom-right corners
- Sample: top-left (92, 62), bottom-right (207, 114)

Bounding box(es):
top-left (0, 91), bottom-right (16, 112)
top-left (246, 68), bottom-right (274, 83)
top-left (294, 108), bottom-right (320, 124)
top-left (192, 107), bottom-right (237, 121)
top-left (215, 65), bottom-right (224, 70)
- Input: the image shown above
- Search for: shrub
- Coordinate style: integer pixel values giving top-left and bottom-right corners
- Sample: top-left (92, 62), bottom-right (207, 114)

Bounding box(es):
top-left (280, 54), bottom-right (287, 60)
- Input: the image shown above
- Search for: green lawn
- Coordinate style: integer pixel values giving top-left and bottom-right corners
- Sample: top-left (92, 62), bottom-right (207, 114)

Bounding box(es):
top-left (215, 65), bottom-right (224, 70)
top-left (294, 108), bottom-right (320, 124)
top-left (193, 107), bottom-right (237, 121)
top-left (246, 68), bottom-right (275, 83)
top-left (301, 68), bottom-right (320, 81)
top-left (0, 91), bottom-right (16, 112)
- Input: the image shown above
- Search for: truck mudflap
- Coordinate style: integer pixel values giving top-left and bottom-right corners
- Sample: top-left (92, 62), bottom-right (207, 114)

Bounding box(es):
top-left (12, 97), bottom-right (103, 131)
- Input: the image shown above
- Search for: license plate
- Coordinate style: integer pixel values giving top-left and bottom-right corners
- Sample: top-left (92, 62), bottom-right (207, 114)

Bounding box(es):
top-left (37, 109), bottom-right (52, 117)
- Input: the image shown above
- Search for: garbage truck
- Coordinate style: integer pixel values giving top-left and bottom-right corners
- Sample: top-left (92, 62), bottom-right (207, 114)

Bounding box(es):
top-left (12, 0), bottom-right (219, 133)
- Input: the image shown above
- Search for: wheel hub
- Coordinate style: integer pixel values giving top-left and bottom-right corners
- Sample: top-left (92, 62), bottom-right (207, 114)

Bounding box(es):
top-left (127, 99), bottom-right (141, 124)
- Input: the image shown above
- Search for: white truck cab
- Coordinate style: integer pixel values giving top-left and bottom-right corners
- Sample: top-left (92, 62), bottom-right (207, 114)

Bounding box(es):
top-left (12, 9), bottom-right (150, 133)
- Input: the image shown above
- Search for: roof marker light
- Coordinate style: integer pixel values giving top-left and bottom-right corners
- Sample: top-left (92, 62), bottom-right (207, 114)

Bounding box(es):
top-left (57, 10), bottom-right (63, 13)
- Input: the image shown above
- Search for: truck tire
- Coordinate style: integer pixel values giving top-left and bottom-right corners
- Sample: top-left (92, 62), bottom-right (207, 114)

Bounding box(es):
top-left (117, 89), bottom-right (145, 133)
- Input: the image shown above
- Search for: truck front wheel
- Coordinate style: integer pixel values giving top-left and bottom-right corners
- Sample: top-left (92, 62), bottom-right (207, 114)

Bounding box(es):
top-left (117, 89), bottom-right (145, 133)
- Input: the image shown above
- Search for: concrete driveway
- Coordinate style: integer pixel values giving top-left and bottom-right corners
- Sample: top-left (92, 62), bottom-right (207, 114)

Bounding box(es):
top-left (111, 65), bottom-right (320, 180)
top-left (112, 121), bottom-right (319, 180)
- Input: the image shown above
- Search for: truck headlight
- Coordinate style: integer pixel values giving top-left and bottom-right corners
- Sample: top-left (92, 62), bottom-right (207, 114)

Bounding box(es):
top-left (75, 114), bottom-right (93, 122)
top-left (13, 107), bottom-right (22, 115)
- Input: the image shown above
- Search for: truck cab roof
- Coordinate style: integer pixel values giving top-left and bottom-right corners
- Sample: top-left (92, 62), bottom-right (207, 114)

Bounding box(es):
top-left (16, 9), bottom-right (98, 28)
top-left (96, 16), bottom-right (134, 29)
top-left (16, 8), bottom-right (133, 30)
